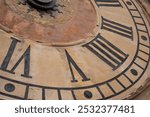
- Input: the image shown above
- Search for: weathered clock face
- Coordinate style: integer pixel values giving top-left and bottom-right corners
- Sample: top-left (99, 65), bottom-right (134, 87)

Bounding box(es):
top-left (0, 0), bottom-right (149, 100)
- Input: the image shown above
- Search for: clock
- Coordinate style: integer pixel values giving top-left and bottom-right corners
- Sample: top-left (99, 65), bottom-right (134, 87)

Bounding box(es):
top-left (0, 0), bottom-right (149, 100)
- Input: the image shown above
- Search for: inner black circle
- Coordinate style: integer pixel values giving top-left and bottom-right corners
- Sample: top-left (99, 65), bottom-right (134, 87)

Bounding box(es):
top-left (84, 91), bottom-right (93, 99)
top-left (4, 83), bottom-right (15, 92)
top-left (27, 0), bottom-right (57, 10)
top-left (126, 1), bottom-right (132, 6)
top-left (131, 69), bottom-right (138, 76)
top-left (141, 36), bottom-right (148, 41)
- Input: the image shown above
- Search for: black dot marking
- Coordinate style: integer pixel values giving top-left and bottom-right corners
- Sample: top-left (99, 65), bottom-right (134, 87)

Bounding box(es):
top-left (4, 83), bottom-right (15, 92)
top-left (131, 69), bottom-right (138, 76)
top-left (141, 36), bottom-right (148, 41)
top-left (84, 91), bottom-right (93, 99)
top-left (126, 1), bottom-right (132, 6)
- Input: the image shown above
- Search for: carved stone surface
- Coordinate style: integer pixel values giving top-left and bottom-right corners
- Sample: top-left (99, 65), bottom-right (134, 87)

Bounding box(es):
top-left (0, 0), bottom-right (149, 100)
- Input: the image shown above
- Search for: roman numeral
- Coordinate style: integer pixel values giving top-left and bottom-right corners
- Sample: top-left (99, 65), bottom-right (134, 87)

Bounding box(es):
top-left (0, 37), bottom-right (32, 78)
top-left (94, 0), bottom-right (122, 7)
top-left (83, 34), bottom-right (128, 70)
top-left (101, 17), bottom-right (133, 40)
top-left (65, 50), bottom-right (90, 82)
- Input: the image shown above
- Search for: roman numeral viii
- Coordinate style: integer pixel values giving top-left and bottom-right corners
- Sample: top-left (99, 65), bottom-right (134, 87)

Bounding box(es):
top-left (0, 37), bottom-right (32, 78)
top-left (101, 17), bottom-right (133, 40)
top-left (65, 50), bottom-right (90, 82)
top-left (94, 0), bottom-right (122, 7)
top-left (83, 34), bottom-right (128, 70)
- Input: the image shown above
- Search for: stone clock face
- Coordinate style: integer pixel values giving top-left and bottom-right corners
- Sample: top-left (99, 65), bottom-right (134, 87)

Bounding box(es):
top-left (0, 0), bottom-right (149, 100)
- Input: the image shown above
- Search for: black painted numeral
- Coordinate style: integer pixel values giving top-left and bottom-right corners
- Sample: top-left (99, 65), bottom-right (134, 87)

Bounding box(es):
top-left (65, 50), bottom-right (90, 82)
top-left (0, 37), bottom-right (32, 78)
top-left (83, 34), bottom-right (128, 70)
top-left (94, 0), bottom-right (122, 7)
top-left (101, 17), bottom-right (133, 40)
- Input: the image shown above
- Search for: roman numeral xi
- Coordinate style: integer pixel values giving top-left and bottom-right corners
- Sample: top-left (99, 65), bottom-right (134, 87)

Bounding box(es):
top-left (0, 37), bottom-right (32, 78)
top-left (83, 34), bottom-right (128, 70)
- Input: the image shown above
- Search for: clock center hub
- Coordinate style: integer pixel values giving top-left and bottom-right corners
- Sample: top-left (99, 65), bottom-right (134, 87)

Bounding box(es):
top-left (1, 0), bottom-right (98, 45)
top-left (27, 0), bottom-right (57, 10)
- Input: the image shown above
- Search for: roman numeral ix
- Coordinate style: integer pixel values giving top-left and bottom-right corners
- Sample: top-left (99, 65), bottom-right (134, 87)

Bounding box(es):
top-left (83, 34), bottom-right (128, 70)
top-left (0, 37), bottom-right (32, 78)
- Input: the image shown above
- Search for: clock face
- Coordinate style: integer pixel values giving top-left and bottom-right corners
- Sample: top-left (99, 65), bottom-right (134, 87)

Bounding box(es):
top-left (0, 0), bottom-right (149, 100)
